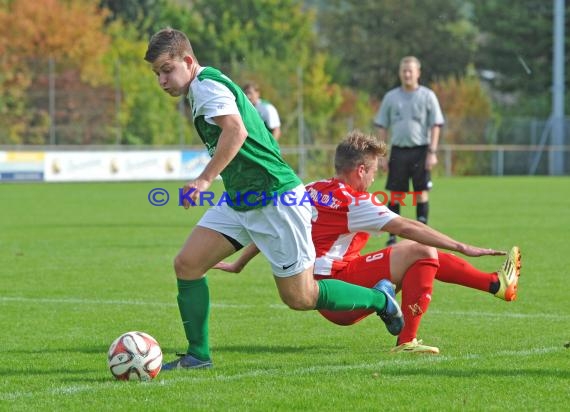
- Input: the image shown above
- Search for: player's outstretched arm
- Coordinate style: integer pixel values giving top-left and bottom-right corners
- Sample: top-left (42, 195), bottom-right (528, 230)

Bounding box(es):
top-left (213, 243), bottom-right (260, 273)
top-left (383, 217), bottom-right (506, 257)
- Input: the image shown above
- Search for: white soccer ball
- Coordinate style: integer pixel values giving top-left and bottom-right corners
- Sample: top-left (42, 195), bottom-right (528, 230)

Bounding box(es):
top-left (107, 331), bottom-right (163, 381)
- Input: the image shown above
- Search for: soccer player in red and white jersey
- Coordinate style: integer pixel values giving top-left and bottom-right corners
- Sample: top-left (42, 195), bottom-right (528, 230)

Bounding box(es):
top-left (215, 130), bottom-right (521, 354)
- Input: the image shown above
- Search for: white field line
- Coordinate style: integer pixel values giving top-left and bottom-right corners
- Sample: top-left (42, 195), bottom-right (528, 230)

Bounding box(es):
top-left (2, 296), bottom-right (569, 319)
top-left (0, 346), bottom-right (564, 402)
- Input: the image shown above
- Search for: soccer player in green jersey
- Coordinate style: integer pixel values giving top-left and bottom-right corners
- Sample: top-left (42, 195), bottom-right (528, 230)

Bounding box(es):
top-left (144, 28), bottom-right (404, 369)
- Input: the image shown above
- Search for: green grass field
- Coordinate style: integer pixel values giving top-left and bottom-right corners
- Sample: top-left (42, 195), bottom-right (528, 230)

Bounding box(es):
top-left (1, 177), bottom-right (569, 411)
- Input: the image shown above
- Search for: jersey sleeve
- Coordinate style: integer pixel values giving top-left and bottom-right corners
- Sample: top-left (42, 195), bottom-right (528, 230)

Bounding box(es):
top-left (192, 79), bottom-right (240, 123)
top-left (373, 92), bottom-right (392, 128)
top-left (346, 193), bottom-right (399, 233)
top-left (428, 90), bottom-right (445, 126)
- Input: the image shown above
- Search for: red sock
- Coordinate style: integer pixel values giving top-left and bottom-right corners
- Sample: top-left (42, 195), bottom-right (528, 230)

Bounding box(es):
top-left (436, 251), bottom-right (498, 293)
top-left (398, 258), bottom-right (439, 345)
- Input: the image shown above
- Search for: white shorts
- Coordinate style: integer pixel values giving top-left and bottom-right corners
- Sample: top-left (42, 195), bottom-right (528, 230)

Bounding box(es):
top-left (197, 184), bottom-right (316, 277)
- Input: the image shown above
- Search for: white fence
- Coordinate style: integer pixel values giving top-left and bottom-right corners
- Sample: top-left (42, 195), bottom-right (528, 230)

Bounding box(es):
top-left (281, 144), bottom-right (570, 177)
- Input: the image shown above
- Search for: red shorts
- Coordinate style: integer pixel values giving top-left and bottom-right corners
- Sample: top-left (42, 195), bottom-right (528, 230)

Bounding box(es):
top-left (314, 247), bottom-right (392, 326)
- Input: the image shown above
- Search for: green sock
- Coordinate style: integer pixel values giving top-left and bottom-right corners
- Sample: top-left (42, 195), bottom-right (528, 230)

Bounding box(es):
top-left (315, 279), bottom-right (387, 312)
top-left (177, 277), bottom-right (211, 361)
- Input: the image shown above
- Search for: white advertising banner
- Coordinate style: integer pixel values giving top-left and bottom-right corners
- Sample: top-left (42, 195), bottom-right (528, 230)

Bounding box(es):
top-left (114, 151), bottom-right (181, 181)
top-left (44, 151), bottom-right (182, 182)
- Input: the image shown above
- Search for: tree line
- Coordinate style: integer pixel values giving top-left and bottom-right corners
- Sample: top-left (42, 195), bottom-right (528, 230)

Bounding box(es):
top-left (0, 0), bottom-right (567, 147)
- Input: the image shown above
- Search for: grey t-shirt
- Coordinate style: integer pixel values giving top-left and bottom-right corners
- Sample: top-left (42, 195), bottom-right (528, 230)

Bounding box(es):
top-left (374, 86), bottom-right (444, 147)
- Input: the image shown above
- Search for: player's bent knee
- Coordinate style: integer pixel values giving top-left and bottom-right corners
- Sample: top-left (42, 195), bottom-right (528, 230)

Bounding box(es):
top-left (280, 293), bottom-right (317, 311)
top-left (391, 242), bottom-right (438, 274)
top-left (284, 300), bottom-right (315, 311)
top-left (173, 254), bottom-right (202, 280)
top-left (173, 254), bottom-right (186, 272)
top-left (413, 243), bottom-right (437, 260)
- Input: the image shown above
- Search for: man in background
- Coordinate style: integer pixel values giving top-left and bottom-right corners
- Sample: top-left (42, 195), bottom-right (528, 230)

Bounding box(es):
top-left (374, 56), bottom-right (444, 246)
top-left (243, 82), bottom-right (282, 140)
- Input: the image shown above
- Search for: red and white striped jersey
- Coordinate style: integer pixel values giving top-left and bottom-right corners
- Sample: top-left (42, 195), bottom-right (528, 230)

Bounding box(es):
top-left (305, 178), bottom-right (398, 276)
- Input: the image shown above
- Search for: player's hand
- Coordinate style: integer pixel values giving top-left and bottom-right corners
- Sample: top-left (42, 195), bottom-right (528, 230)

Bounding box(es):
top-left (379, 157), bottom-right (388, 172)
top-left (212, 261), bottom-right (243, 273)
top-left (425, 153), bottom-right (438, 170)
top-left (459, 244), bottom-right (506, 257)
top-left (181, 177), bottom-right (212, 209)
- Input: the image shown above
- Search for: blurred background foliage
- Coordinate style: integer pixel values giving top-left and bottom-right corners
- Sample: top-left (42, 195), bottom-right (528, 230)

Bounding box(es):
top-left (0, 0), bottom-right (568, 153)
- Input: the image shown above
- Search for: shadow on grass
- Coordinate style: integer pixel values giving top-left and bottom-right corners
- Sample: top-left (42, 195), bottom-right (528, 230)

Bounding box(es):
top-left (2, 344), bottom-right (343, 357)
top-left (379, 367), bottom-right (570, 379)
top-left (0, 368), bottom-right (105, 378)
top-left (209, 344), bottom-right (343, 354)
top-left (1, 346), bottom-right (108, 355)
top-left (59, 376), bottom-right (116, 384)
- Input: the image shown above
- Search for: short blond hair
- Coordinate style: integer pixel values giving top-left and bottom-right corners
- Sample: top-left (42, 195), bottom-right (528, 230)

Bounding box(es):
top-left (335, 130), bottom-right (386, 174)
top-left (400, 56), bottom-right (421, 69)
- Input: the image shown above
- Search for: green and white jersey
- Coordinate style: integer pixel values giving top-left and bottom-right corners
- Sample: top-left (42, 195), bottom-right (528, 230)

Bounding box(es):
top-left (374, 86), bottom-right (444, 148)
top-left (187, 67), bottom-right (301, 211)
